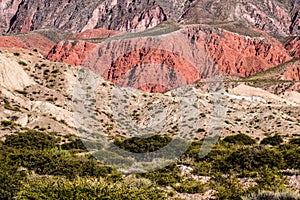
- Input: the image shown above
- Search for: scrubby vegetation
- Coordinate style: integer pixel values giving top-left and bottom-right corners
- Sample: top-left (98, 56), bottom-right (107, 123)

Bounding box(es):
top-left (1, 130), bottom-right (299, 199)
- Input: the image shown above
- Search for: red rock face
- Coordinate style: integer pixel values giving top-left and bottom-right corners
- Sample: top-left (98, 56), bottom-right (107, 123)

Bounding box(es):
top-left (201, 30), bottom-right (291, 77)
top-left (283, 65), bottom-right (300, 81)
top-left (285, 37), bottom-right (300, 58)
top-left (47, 25), bottom-right (295, 92)
top-left (0, 33), bottom-right (55, 56)
top-left (47, 41), bottom-right (97, 66)
top-left (17, 33), bottom-right (55, 56)
top-left (0, 36), bottom-right (28, 50)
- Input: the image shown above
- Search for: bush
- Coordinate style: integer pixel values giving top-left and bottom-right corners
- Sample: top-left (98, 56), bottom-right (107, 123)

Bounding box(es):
top-left (242, 191), bottom-right (300, 200)
top-left (15, 176), bottom-right (167, 200)
top-left (173, 179), bottom-right (205, 194)
top-left (223, 134), bottom-right (256, 145)
top-left (261, 135), bottom-right (283, 146)
top-left (224, 147), bottom-right (284, 172)
top-left (18, 61), bottom-right (27, 66)
top-left (114, 135), bottom-right (172, 153)
top-left (289, 138), bottom-right (300, 145)
top-left (1, 120), bottom-right (14, 127)
top-left (4, 130), bottom-right (57, 150)
top-left (61, 138), bottom-right (87, 151)
top-left (142, 164), bottom-right (182, 186)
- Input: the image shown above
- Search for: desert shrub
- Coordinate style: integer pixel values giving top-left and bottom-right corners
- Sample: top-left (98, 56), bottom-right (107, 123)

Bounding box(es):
top-left (261, 135), bottom-right (283, 146)
top-left (254, 167), bottom-right (286, 191)
top-left (1, 120), bottom-right (14, 127)
top-left (18, 61), bottom-right (27, 66)
top-left (212, 174), bottom-right (246, 200)
top-left (15, 176), bottom-right (167, 200)
top-left (223, 133), bottom-right (256, 145)
top-left (14, 52), bottom-right (20, 56)
top-left (0, 154), bottom-right (27, 199)
top-left (114, 135), bottom-right (172, 153)
top-left (15, 89), bottom-right (28, 96)
top-left (173, 179), bottom-right (205, 194)
top-left (281, 146), bottom-right (300, 169)
top-left (61, 138), bottom-right (87, 152)
top-left (242, 190), bottom-right (300, 200)
top-left (142, 164), bottom-right (182, 186)
top-left (4, 130), bottom-right (57, 150)
top-left (224, 147), bottom-right (284, 172)
top-left (6, 149), bottom-right (120, 179)
top-left (289, 138), bottom-right (300, 145)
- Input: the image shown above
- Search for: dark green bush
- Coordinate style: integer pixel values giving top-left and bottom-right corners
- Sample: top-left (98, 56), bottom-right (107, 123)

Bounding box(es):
top-left (224, 147), bottom-right (284, 172)
top-left (223, 134), bottom-right (256, 145)
top-left (142, 164), bottom-right (182, 186)
top-left (114, 135), bottom-right (172, 153)
top-left (289, 138), bottom-right (300, 145)
top-left (15, 176), bottom-right (167, 200)
top-left (173, 179), bottom-right (205, 194)
top-left (4, 130), bottom-right (57, 150)
top-left (261, 135), bottom-right (283, 146)
top-left (18, 61), bottom-right (27, 66)
top-left (61, 138), bottom-right (87, 151)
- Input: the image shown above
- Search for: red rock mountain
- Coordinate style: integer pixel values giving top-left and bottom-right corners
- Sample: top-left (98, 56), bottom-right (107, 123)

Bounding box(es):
top-left (1, 0), bottom-right (299, 92)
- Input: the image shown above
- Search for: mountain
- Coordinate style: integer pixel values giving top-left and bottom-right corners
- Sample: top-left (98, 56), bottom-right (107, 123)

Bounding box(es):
top-left (1, 0), bottom-right (299, 35)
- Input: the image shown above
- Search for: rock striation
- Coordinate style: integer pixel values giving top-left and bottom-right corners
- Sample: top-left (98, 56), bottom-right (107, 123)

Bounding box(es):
top-left (47, 25), bottom-right (295, 92)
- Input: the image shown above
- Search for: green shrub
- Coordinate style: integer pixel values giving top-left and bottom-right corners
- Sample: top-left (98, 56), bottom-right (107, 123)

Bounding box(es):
top-left (212, 174), bottom-right (246, 200)
top-left (261, 135), bottom-right (283, 146)
top-left (15, 89), bottom-right (28, 96)
top-left (242, 191), bottom-right (300, 200)
top-left (1, 120), bottom-right (14, 127)
top-left (142, 164), bottom-right (182, 186)
top-left (223, 134), bottom-right (256, 145)
top-left (4, 130), bottom-right (57, 150)
top-left (15, 176), bottom-right (167, 200)
top-left (289, 138), bottom-right (300, 145)
top-left (18, 61), bottom-right (27, 66)
top-left (61, 138), bottom-right (87, 151)
top-left (224, 147), bottom-right (284, 172)
top-left (114, 135), bottom-right (172, 153)
top-left (173, 179), bottom-right (205, 194)
top-left (0, 158), bottom-right (27, 199)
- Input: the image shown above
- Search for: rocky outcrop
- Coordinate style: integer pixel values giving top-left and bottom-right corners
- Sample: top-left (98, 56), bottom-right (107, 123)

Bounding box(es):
top-left (285, 36), bottom-right (300, 58)
top-left (0, 36), bottom-right (28, 50)
top-left (290, 0), bottom-right (300, 35)
top-left (47, 25), bottom-right (293, 92)
top-left (1, 0), bottom-right (298, 37)
top-left (0, 52), bottom-right (35, 90)
top-left (4, 0), bottom-right (167, 34)
top-left (47, 40), bottom-right (96, 66)
top-left (0, 0), bottom-right (23, 33)
top-left (199, 28), bottom-right (292, 77)
top-left (283, 65), bottom-right (300, 81)
top-left (0, 33), bottom-right (55, 56)
top-left (181, 0), bottom-right (299, 37)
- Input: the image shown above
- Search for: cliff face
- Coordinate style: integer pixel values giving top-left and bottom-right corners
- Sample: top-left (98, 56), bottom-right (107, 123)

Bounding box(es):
top-left (1, 0), bottom-right (299, 36)
top-left (0, 33), bottom-right (55, 56)
top-left (285, 36), bottom-right (300, 58)
top-left (47, 40), bottom-right (96, 66)
top-left (3, 0), bottom-right (167, 34)
top-left (284, 64), bottom-right (300, 81)
top-left (181, 0), bottom-right (299, 37)
top-left (47, 25), bottom-right (295, 92)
